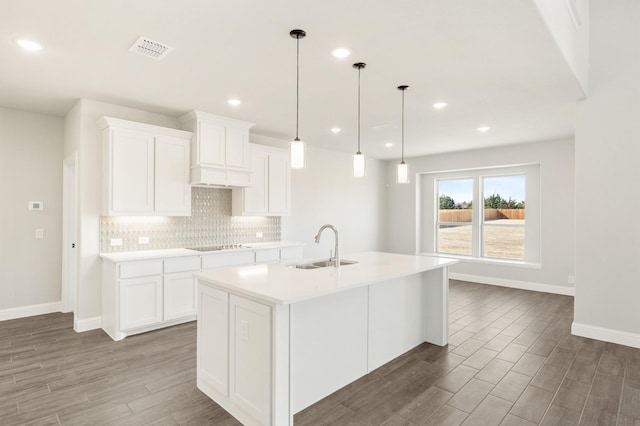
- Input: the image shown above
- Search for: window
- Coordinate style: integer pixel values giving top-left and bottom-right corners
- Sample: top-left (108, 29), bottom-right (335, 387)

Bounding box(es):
top-left (437, 178), bottom-right (473, 256)
top-left (482, 175), bottom-right (526, 260)
top-left (419, 164), bottom-right (539, 264)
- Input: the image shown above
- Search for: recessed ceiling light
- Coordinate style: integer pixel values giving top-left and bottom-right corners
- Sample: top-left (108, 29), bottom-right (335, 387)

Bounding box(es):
top-left (227, 99), bottom-right (242, 106)
top-left (330, 127), bottom-right (341, 134)
top-left (477, 126), bottom-right (491, 133)
top-left (15, 39), bottom-right (43, 51)
top-left (332, 48), bottom-right (352, 59)
top-left (385, 142), bottom-right (394, 148)
top-left (433, 102), bottom-right (448, 109)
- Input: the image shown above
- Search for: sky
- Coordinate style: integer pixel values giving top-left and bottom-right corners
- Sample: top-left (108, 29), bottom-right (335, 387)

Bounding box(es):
top-left (438, 175), bottom-right (525, 204)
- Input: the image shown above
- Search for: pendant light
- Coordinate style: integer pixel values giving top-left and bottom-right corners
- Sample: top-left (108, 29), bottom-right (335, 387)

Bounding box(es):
top-left (396, 85), bottom-right (410, 184)
top-left (290, 29), bottom-right (306, 169)
top-left (353, 62), bottom-right (366, 177)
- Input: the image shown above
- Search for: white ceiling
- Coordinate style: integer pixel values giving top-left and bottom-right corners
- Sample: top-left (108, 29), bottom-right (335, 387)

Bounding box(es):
top-left (1, 0), bottom-right (583, 160)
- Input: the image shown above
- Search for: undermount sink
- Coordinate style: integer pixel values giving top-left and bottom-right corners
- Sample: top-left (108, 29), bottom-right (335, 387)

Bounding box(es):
top-left (287, 259), bottom-right (358, 269)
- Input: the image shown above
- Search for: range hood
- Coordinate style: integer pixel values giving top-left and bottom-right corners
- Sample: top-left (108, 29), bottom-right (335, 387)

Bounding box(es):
top-left (179, 109), bottom-right (255, 188)
top-left (190, 165), bottom-right (253, 188)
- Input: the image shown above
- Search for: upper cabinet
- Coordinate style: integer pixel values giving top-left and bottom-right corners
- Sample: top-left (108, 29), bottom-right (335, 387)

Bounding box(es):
top-left (232, 144), bottom-right (290, 216)
top-left (98, 117), bottom-right (192, 216)
top-left (178, 110), bottom-right (254, 187)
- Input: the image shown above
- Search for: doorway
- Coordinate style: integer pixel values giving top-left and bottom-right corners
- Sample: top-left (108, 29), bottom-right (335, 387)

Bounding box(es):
top-left (62, 153), bottom-right (78, 313)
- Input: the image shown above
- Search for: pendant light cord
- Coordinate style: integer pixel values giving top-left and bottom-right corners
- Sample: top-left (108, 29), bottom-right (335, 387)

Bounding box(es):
top-left (357, 66), bottom-right (361, 154)
top-left (401, 88), bottom-right (405, 163)
top-left (295, 36), bottom-right (300, 141)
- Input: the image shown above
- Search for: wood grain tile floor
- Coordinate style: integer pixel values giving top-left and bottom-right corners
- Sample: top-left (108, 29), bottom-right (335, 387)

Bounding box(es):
top-left (1, 280), bottom-right (640, 425)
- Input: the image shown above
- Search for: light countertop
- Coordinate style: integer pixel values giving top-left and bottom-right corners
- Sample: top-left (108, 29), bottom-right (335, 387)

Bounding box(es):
top-left (195, 251), bottom-right (458, 305)
top-left (100, 241), bottom-right (305, 262)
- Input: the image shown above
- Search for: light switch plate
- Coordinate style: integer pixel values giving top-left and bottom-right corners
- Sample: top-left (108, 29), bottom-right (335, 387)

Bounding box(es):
top-left (256, 232), bottom-right (263, 238)
top-left (138, 236), bottom-right (150, 244)
top-left (110, 238), bottom-right (123, 246)
top-left (35, 229), bottom-right (44, 239)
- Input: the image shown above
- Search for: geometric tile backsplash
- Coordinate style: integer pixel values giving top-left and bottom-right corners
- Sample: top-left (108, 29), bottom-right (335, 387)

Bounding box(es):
top-left (100, 187), bottom-right (281, 252)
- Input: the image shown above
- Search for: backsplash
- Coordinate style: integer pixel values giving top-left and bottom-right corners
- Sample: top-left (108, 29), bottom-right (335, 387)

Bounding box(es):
top-left (100, 187), bottom-right (280, 252)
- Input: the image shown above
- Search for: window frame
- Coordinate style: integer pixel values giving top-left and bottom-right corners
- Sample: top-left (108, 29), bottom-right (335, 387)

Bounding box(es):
top-left (418, 164), bottom-right (540, 267)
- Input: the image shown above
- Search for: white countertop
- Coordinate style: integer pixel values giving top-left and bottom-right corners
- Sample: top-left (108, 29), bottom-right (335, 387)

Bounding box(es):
top-left (195, 251), bottom-right (458, 305)
top-left (100, 241), bottom-right (305, 262)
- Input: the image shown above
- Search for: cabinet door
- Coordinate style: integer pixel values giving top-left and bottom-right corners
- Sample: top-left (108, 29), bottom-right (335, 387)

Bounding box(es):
top-left (244, 150), bottom-right (269, 214)
top-left (198, 285), bottom-right (229, 396)
top-left (229, 295), bottom-right (272, 424)
top-left (164, 271), bottom-right (197, 321)
top-left (155, 135), bottom-right (191, 215)
top-left (110, 128), bottom-right (155, 214)
top-left (198, 120), bottom-right (226, 166)
top-left (225, 127), bottom-right (249, 168)
top-left (267, 152), bottom-right (290, 215)
top-left (120, 275), bottom-right (163, 330)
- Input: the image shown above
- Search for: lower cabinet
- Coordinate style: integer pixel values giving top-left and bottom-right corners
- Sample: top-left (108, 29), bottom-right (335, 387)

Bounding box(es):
top-left (120, 274), bottom-right (163, 330)
top-left (197, 287), bottom-right (274, 426)
top-left (102, 246), bottom-right (303, 341)
top-left (164, 271), bottom-right (197, 321)
top-left (102, 256), bottom-right (200, 341)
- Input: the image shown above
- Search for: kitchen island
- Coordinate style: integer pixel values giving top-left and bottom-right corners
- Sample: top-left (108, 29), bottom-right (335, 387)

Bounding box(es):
top-left (194, 251), bottom-right (457, 426)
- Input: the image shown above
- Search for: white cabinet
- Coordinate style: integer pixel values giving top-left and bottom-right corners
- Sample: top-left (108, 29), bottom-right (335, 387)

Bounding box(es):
top-left (232, 144), bottom-right (291, 216)
top-left (164, 256), bottom-right (201, 320)
top-left (102, 256), bottom-right (200, 341)
top-left (197, 286), bottom-right (229, 396)
top-left (255, 248), bottom-right (280, 264)
top-left (280, 246), bottom-right (304, 262)
top-left (201, 251), bottom-right (255, 271)
top-left (229, 295), bottom-right (272, 424)
top-left (98, 117), bottom-right (192, 216)
top-left (120, 274), bottom-right (163, 330)
top-left (179, 110), bottom-right (254, 187)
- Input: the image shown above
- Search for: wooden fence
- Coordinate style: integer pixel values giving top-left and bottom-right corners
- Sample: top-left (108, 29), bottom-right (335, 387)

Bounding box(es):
top-left (439, 208), bottom-right (525, 222)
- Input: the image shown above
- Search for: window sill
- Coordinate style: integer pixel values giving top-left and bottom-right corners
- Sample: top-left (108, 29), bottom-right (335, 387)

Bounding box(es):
top-left (418, 252), bottom-right (541, 269)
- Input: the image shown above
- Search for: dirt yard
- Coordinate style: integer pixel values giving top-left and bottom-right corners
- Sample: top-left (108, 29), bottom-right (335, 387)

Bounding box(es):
top-left (438, 219), bottom-right (524, 260)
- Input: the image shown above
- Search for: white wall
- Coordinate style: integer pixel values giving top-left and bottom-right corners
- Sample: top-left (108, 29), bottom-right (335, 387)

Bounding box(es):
top-left (64, 99), bottom-right (178, 322)
top-left (0, 107), bottom-right (63, 312)
top-left (573, 1), bottom-right (640, 347)
top-left (533, 0), bottom-right (590, 94)
top-left (280, 144), bottom-right (387, 259)
top-left (384, 139), bottom-right (575, 292)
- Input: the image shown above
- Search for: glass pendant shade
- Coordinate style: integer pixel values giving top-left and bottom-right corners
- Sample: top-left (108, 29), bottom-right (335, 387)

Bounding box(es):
top-left (353, 152), bottom-right (365, 177)
top-left (397, 161), bottom-right (409, 184)
top-left (290, 139), bottom-right (305, 169)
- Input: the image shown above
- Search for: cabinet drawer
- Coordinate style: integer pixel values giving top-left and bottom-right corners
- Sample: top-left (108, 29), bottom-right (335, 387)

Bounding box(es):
top-left (280, 246), bottom-right (303, 261)
top-left (119, 260), bottom-right (163, 279)
top-left (255, 249), bottom-right (280, 264)
top-left (202, 251), bottom-right (255, 270)
top-left (165, 256), bottom-right (201, 273)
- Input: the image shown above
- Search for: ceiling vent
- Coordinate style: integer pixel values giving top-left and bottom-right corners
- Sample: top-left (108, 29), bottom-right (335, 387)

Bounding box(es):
top-left (129, 36), bottom-right (173, 60)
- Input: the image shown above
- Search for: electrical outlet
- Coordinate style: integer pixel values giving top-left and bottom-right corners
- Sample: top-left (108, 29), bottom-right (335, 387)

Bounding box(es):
top-left (35, 229), bottom-right (44, 239)
top-left (256, 232), bottom-right (263, 238)
top-left (110, 238), bottom-right (123, 246)
top-left (568, 275), bottom-right (575, 284)
top-left (138, 236), bottom-right (150, 245)
top-left (240, 320), bottom-right (249, 342)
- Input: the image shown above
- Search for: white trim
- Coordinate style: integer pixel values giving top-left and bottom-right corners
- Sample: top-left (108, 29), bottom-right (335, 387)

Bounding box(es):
top-left (0, 301), bottom-right (61, 321)
top-left (572, 322), bottom-right (640, 349)
top-left (449, 272), bottom-right (574, 296)
top-left (74, 315), bottom-right (102, 332)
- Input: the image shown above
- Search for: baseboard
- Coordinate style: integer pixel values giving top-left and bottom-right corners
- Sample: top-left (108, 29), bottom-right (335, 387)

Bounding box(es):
top-left (572, 322), bottom-right (640, 349)
top-left (449, 272), bottom-right (575, 296)
top-left (0, 301), bottom-right (61, 321)
top-left (74, 315), bottom-right (102, 332)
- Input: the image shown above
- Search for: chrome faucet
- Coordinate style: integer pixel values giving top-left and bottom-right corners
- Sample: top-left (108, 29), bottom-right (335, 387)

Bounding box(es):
top-left (314, 224), bottom-right (340, 267)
